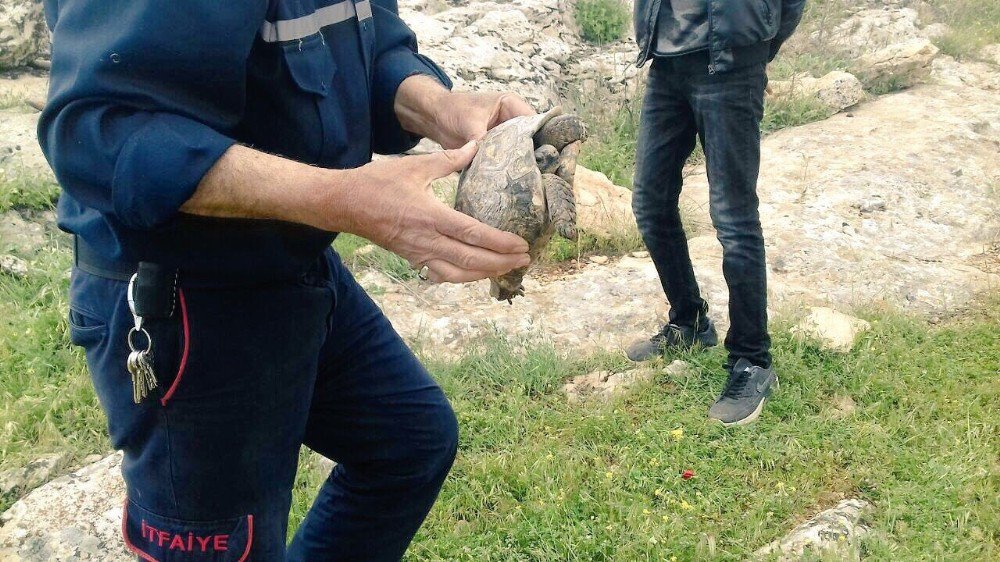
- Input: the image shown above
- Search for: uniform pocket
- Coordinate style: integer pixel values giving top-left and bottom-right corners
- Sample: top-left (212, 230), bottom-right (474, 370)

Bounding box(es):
top-left (123, 500), bottom-right (254, 562)
top-left (282, 33), bottom-right (337, 97)
top-left (68, 306), bottom-right (108, 348)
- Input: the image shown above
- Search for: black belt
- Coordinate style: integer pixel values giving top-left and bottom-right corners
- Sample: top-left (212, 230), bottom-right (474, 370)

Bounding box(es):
top-left (74, 236), bottom-right (178, 319)
top-left (73, 236), bottom-right (140, 282)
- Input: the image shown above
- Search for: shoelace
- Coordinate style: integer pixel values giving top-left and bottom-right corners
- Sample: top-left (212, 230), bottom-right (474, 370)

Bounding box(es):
top-left (721, 368), bottom-right (754, 400)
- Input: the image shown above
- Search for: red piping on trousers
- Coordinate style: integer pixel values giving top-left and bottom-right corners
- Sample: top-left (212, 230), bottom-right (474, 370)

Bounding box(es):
top-left (239, 514), bottom-right (254, 562)
top-left (160, 288), bottom-right (190, 406)
top-left (121, 500), bottom-right (158, 562)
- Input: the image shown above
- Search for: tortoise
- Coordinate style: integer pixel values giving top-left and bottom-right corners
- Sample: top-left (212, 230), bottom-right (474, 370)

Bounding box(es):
top-left (455, 107), bottom-right (588, 302)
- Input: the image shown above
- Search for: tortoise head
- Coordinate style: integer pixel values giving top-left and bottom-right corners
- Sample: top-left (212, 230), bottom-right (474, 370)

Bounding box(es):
top-left (490, 270), bottom-right (527, 303)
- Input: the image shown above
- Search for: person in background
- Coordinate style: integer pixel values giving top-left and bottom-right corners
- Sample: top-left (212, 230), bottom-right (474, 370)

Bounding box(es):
top-left (626, 0), bottom-right (806, 426)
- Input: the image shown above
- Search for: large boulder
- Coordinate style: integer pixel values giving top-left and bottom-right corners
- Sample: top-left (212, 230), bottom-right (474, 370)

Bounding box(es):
top-left (573, 166), bottom-right (636, 238)
top-left (0, 453), bottom-right (129, 562)
top-left (401, 0), bottom-right (578, 108)
top-left (823, 8), bottom-right (925, 58)
top-left (821, 7), bottom-right (940, 85)
top-left (769, 71), bottom-right (864, 111)
top-left (931, 55), bottom-right (1000, 92)
top-left (791, 307), bottom-right (872, 353)
top-left (0, 0), bottom-right (48, 70)
top-left (398, 0), bottom-right (639, 110)
top-left (859, 38), bottom-right (938, 83)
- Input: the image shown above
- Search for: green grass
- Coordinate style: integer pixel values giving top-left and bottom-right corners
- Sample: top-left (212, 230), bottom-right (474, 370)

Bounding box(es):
top-left (924, 0), bottom-right (1000, 60)
top-left (574, 0), bottom-right (629, 44)
top-left (291, 299), bottom-right (999, 560)
top-left (0, 173), bottom-right (60, 213)
top-left (577, 85), bottom-right (642, 188)
top-left (761, 95), bottom-right (838, 135)
top-left (0, 246), bottom-right (108, 512)
top-left (544, 228), bottom-right (644, 263)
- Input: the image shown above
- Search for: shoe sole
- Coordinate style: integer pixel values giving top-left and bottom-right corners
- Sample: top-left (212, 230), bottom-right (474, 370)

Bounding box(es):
top-left (716, 377), bottom-right (779, 427)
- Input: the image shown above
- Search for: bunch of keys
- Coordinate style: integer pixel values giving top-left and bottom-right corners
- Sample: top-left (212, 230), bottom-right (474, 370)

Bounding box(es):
top-left (126, 273), bottom-right (158, 403)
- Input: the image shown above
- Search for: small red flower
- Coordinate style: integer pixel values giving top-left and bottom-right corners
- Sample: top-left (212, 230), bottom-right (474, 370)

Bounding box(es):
top-left (681, 469), bottom-right (695, 480)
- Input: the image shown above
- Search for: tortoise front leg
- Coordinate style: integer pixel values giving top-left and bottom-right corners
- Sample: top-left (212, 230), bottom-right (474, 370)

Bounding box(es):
top-left (542, 173), bottom-right (577, 240)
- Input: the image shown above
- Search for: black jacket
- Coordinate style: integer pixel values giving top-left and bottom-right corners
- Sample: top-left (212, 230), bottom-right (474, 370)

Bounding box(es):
top-left (635, 0), bottom-right (806, 72)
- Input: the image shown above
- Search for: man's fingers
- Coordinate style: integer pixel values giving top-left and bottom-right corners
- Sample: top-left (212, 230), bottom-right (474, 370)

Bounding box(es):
top-left (421, 140), bottom-right (479, 180)
top-left (430, 235), bottom-right (530, 274)
top-left (421, 259), bottom-right (508, 284)
top-left (437, 207), bottom-right (530, 254)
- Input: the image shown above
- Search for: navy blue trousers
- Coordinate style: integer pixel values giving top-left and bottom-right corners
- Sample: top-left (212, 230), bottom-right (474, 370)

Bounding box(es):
top-left (633, 58), bottom-right (772, 368)
top-left (68, 249), bottom-right (458, 561)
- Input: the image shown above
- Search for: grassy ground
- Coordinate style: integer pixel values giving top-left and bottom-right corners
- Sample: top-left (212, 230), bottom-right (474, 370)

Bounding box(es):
top-left (2, 209), bottom-right (998, 558)
top-left (291, 297), bottom-right (997, 560)
top-left (0, 172), bottom-right (60, 213)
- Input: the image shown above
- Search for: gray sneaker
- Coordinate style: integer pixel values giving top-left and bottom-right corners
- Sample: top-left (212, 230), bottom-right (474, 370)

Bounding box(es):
top-left (626, 319), bottom-right (719, 362)
top-left (708, 358), bottom-right (777, 426)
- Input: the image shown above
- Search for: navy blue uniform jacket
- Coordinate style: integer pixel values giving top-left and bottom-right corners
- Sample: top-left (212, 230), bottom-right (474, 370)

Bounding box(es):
top-left (39, 0), bottom-right (452, 280)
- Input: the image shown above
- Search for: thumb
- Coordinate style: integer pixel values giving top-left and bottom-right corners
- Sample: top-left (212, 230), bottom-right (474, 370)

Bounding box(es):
top-left (425, 140), bottom-right (478, 180)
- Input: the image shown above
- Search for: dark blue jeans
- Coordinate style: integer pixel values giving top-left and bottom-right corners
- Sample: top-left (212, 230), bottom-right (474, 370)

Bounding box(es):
top-left (68, 249), bottom-right (458, 561)
top-left (633, 58), bottom-right (772, 368)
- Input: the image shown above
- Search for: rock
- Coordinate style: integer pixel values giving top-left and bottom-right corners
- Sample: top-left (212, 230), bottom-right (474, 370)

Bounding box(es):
top-left (812, 71), bottom-right (864, 110)
top-left (0, 453), bottom-right (69, 497)
top-left (824, 8), bottom-right (924, 58)
top-left (791, 307), bottom-right (872, 352)
top-left (0, 211), bottom-right (46, 255)
top-left (588, 255), bottom-right (609, 265)
top-left (0, 74), bottom-right (48, 110)
top-left (629, 251), bottom-right (649, 259)
top-left (0, 111), bottom-right (53, 182)
top-left (859, 38), bottom-right (938, 84)
top-left (79, 455), bottom-right (105, 466)
top-left (980, 44), bottom-right (1000, 66)
top-left (921, 23), bottom-right (951, 40)
top-left (563, 367), bottom-right (656, 402)
top-left (822, 8), bottom-right (944, 86)
top-left (663, 359), bottom-right (694, 378)
top-left (0, 453), bottom-right (130, 561)
top-left (931, 55), bottom-right (1000, 91)
top-left (770, 71), bottom-right (863, 112)
top-left (855, 195), bottom-right (887, 214)
top-left (0, 254), bottom-right (28, 278)
top-left (754, 499), bottom-right (871, 561)
top-left (0, 0), bottom-right (49, 70)
top-left (397, 0), bottom-right (641, 110)
top-left (573, 166), bottom-right (636, 238)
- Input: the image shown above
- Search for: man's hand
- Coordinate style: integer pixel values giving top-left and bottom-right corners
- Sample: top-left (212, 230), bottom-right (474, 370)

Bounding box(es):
top-left (342, 141), bottom-right (531, 283)
top-left (395, 75), bottom-right (535, 149)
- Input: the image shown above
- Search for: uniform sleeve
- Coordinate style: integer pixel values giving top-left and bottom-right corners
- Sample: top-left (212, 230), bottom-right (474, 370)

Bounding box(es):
top-left (38, 0), bottom-right (266, 230)
top-left (769, 0), bottom-right (806, 61)
top-left (369, 0), bottom-right (453, 154)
